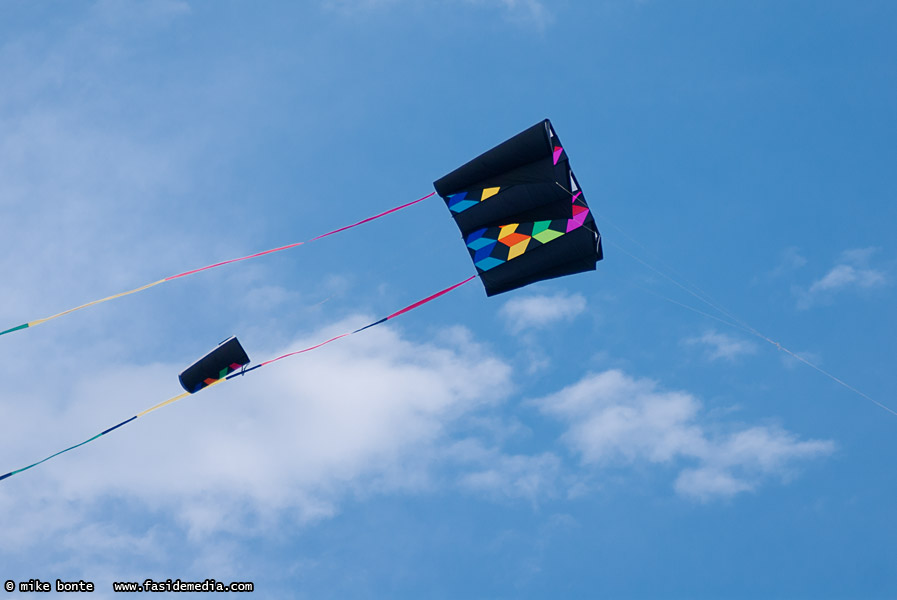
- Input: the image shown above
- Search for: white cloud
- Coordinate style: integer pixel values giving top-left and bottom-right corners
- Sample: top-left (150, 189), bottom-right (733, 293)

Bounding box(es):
top-left (685, 330), bottom-right (757, 362)
top-left (674, 468), bottom-right (751, 499)
top-left (781, 247), bottom-right (808, 270)
top-left (468, 0), bottom-right (552, 25)
top-left (448, 439), bottom-right (562, 504)
top-left (534, 370), bottom-right (834, 501)
top-left (324, 0), bottom-right (552, 26)
top-left (765, 246), bottom-right (807, 280)
top-left (323, 0), bottom-right (402, 12)
top-left (808, 264), bottom-right (886, 293)
top-left (91, 0), bottom-right (192, 26)
top-left (500, 292), bottom-right (587, 333)
top-left (799, 247), bottom-right (888, 308)
top-left (0, 320), bottom-right (530, 545)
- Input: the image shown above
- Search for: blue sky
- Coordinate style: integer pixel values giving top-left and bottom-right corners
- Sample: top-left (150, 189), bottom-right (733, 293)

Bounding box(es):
top-left (0, 1), bottom-right (895, 598)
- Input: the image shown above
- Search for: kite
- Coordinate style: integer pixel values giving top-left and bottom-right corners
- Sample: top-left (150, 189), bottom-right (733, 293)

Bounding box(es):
top-left (1, 119), bottom-right (603, 482)
top-left (178, 336), bottom-right (252, 394)
top-left (435, 118), bottom-right (603, 296)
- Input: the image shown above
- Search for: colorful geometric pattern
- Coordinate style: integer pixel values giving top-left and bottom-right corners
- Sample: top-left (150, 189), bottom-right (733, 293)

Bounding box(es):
top-left (196, 362), bottom-right (245, 392)
top-left (465, 192), bottom-right (589, 272)
top-left (446, 186), bottom-right (501, 214)
top-left (552, 145), bottom-right (564, 165)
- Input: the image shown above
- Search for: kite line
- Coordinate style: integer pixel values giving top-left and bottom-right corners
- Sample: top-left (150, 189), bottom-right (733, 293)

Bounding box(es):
top-left (592, 209), bottom-right (897, 419)
top-left (0, 191), bottom-right (436, 339)
top-left (0, 274), bottom-right (477, 483)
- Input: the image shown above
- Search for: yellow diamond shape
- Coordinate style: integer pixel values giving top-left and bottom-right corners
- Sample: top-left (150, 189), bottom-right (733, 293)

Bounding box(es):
top-left (481, 187), bottom-right (500, 201)
top-left (498, 223), bottom-right (518, 239)
top-left (507, 238), bottom-right (531, 260)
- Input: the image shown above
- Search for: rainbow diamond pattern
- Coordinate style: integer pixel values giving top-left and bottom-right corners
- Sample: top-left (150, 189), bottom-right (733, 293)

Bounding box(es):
top-left (196, 362), bottom-right (245, 392)
top-left (466, 194), bottom-right (590, 272)
top-left (446, 186), bottom-right (502, 214)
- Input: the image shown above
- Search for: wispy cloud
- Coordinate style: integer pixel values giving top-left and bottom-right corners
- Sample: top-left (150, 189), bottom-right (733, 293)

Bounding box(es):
top-left (798, 247), bottom-right (888, 308)
top-left (91, 0), bottom-right (192, 26)
top-left (449, 439), bottom-right (562, 505)
top-left (322, 0), bottom-right (402, 12)
top-left (534, 370), bottom-right (834, 501)
top-left (766, 246), bottom-right (808, 280)
top-left (809, 264), bottom-right (885, 294)
top-left (324, 0), bottom-right (552, 26)
top-left (466, 0), bottom-right (552, 25)
top-left (685, 330), bottom-right (757, 362)
top-left (500, 292), bottom-right (587, 334)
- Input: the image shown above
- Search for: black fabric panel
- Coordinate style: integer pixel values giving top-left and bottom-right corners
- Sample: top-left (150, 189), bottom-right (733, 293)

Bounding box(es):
top-left (434, 120), bottom-right (552, 197)
top-left (481, 227), bottom-right (601, 296)
top-left (178, 336), bottom-right (251, 393)
top-left (460, 155), bottom-right (559, 191)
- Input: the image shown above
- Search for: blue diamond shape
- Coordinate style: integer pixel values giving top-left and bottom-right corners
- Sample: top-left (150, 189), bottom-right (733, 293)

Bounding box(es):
top-left (475, 256), bottom-right (505, 271)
